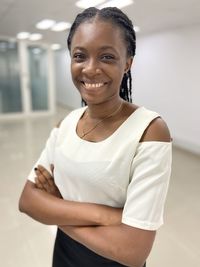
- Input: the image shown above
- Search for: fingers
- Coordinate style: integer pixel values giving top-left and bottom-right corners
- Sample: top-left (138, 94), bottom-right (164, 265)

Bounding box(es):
top-left (38, 165), bottom-right (54, 187)
top-left (34, 165), bottom-right (62, 198)
top-left (38, 165), bottom-right (53, 179)
top-left (35, 176), bottom-right (45, 190)
top-left (34, 165), bottom-right (53, 191)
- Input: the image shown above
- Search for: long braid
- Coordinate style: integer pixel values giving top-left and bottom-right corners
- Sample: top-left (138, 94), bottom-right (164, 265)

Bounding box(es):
top-left (67, 7), bottom-right (136, 103)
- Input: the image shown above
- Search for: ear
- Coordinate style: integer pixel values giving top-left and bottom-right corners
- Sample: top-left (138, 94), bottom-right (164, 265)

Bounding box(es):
top-left (124, 56), bottom-right (134, 73)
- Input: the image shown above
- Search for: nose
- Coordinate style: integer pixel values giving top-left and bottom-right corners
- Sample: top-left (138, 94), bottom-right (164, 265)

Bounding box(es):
top-left (82, 58), bottom-right (101, 76)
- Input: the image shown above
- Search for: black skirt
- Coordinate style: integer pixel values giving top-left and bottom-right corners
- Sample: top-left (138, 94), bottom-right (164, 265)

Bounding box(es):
top-left (52, 228), bottom-right (146, 267)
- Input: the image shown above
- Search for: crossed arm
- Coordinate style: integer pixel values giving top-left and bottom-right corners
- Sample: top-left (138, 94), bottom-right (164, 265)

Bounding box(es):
top-left (19, 165), bottom-right (155, 267)
top-left (19, 166), bottom-right (121, 227)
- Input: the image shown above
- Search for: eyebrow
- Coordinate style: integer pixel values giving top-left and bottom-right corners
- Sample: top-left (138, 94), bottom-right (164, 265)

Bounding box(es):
top-left (72, 46), bottom-right (118, 53)
top-left (98, 46), bottom-right (118, 52)
top-left (72, 46), bottom-right (85, 51)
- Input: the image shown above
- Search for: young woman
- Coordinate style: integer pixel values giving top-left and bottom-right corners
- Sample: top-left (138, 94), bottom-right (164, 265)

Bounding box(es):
top-left (19, 7), bottom-right (172, 267)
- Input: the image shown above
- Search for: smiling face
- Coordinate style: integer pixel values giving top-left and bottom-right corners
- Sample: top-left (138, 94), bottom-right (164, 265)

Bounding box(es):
top-left (70, 19), bottom-right (133, 105)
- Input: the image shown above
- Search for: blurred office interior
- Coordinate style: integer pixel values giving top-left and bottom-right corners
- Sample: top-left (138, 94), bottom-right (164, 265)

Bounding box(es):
top-left (0, 0), bottom-right (199, 266)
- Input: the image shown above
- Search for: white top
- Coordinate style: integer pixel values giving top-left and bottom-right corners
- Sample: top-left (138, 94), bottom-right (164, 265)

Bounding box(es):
top-left (28, 106), bottom-right (172, 230)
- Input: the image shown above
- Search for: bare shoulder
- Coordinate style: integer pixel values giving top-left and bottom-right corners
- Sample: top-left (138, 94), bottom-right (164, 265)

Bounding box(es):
top-left (140, 117), bottom-right (171, 142)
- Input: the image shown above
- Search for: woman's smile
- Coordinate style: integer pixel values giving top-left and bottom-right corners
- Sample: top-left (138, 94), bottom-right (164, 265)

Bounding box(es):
top-left (81, 81), bottom-right (108, 89)
top-left (82, 82), bottom-right (105, 89)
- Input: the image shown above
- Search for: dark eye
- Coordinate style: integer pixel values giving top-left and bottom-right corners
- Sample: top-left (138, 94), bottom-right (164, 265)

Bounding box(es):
top-left (101, 54), bottom-right (115, 62)
top-left (73, 53), bottom-right (86, 62)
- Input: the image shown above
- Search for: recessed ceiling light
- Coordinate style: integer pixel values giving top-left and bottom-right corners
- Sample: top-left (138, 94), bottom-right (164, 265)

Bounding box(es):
top-left (98, 0), bottom-right (134, 9)
top-left (134, 26), bottom-right (140, 33)
top-left (29, 33), bottom-right (43, 41)
top-left (51, 44), bottom-right (61, 50)
top-left (36, 19), bottom-right (56, 30)
top-left (51, 22), bottom-right (71, 32)
top-left (76, 0), bottom-right (106, 9)
top-left (17, 32), bottom-right (30, 40)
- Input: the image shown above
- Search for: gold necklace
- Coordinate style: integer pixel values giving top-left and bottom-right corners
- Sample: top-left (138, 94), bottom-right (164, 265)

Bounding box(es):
top-left (81, 101), bottom-right (123, 139)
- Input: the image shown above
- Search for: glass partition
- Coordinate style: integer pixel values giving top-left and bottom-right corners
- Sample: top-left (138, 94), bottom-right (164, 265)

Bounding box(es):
top-left (28, 45), bottom-right (48, 111)
top-left (0, 40), bottom-right (22, 113)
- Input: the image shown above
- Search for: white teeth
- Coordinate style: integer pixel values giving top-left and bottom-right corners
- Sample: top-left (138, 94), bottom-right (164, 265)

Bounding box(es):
top-left (84, 83), bottom-right (104, 89)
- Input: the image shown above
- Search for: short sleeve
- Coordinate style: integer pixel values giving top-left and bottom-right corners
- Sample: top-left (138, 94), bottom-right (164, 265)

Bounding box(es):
top-left (27, 128), bottom-right (58, 183)
top-left (122, 142), bottom-right (172, 230)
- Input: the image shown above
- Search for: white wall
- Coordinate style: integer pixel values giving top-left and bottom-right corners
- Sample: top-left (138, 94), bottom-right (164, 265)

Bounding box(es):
top-left (54, 24), bottom-right (200, 154)
top-left (54, 50), bottom-right (81, 109)
top-left (133, 24), bottom-right (200, 154)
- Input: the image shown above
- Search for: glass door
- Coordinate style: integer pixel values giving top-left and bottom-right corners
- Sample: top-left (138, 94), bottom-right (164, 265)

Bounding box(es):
top-left (27, 45), bottom-right (49, 111)
top-left (0, 40), bottom-right (55, 119)
top-left (0, 40), bottom-right (22, 114)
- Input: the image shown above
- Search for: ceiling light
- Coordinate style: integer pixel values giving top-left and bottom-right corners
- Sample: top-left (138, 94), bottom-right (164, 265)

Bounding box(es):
top-left (51, 22), bottom-right (71, 32)
top-left (51, 44), bottom-right (61, 50)
top-left (98, 0), bottom-right (134, 9)
top-left (29, 33), bottom-right (43, 41)
top-left (17, 32), bottom-right (30, 40)
top-left (76, 0), bottom-right (106, 9)
top-left (134, 26), bottom-right (140, 33)
top-left (36, 19), bottom-right (56, 30)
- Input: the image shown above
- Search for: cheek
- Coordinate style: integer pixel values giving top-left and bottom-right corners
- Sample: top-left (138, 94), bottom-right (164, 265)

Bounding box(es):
top-left (71, 62), bottom-right (75, 74)
top-left (71, 64), bottom-right (79, 82)
top-left (113, 64), bottom-right (126, 82)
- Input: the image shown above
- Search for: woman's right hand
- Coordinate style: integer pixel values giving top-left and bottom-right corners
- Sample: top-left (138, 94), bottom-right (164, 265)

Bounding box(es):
top-left (34, 164), bottom-right (62, 198)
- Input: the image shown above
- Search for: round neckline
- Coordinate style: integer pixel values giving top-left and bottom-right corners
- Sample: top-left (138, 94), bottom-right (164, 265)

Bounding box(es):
top-left (74, 106), bottom-right (144, 145)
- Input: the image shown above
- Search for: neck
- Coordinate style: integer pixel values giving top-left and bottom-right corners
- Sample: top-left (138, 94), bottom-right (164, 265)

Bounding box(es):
top-left (86, 98), bottom-right (124, 120)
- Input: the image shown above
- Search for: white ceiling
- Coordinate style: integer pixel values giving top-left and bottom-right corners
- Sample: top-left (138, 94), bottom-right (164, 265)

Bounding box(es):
top-left (0, 0), bottom-right (200, 48)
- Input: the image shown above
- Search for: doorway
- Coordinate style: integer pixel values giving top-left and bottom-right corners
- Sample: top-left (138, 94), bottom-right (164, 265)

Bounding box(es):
top-left (0, 39), bottom-right (55, 119)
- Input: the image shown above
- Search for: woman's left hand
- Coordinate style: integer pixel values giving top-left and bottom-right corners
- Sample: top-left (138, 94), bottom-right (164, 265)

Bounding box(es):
top-left (34, 164), bottom-right (62, 198)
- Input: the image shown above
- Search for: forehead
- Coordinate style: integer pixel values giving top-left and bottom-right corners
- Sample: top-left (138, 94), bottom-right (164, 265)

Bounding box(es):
top-left (71, 20), bottom-right (126, 51)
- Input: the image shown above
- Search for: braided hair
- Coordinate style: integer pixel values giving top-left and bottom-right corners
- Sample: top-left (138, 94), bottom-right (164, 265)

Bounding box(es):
top-left (67, 7), bottom-right (136, 103)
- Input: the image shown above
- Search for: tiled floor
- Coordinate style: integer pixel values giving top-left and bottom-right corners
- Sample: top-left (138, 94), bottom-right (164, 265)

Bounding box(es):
top-left (0, 106), bottom-right (199, 267)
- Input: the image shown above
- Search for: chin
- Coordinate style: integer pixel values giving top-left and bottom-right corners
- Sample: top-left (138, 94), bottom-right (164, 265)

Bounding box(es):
top-left (80, 93), bottom-right (103, 105)
top-left (84, 97), bottom-right (109, 106)
top-left (82, 98), bottom-right (101, 105)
